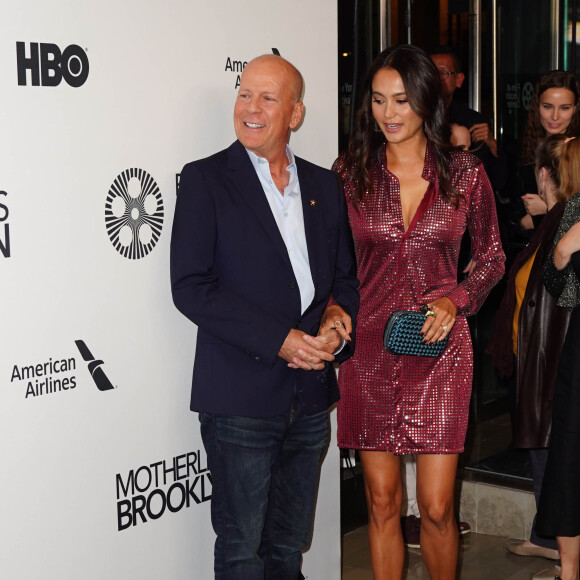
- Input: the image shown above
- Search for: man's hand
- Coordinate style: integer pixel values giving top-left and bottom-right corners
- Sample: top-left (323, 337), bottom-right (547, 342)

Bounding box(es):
top-left (278, 329), bottom-right (336, 371)
top-left (310, 327), bottom-right (343, 354)
top-left (470, 122), bottom-right (498, 157)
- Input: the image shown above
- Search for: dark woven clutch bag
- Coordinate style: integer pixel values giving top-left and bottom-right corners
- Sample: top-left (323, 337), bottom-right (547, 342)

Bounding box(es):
top-left (383, 310), bottom-right (448, 357)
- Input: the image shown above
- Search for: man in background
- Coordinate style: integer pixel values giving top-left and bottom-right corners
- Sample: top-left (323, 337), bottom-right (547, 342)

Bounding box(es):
top-left (430, 45), bottom-right (508, 192)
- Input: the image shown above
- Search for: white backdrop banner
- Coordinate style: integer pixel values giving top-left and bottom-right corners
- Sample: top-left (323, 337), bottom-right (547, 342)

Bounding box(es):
top-left (0, 1), bottom-right (341, 578)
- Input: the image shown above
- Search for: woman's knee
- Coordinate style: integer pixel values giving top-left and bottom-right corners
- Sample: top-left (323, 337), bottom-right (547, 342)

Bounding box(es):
top-left (419, 500), bottom-right (454, 531)
top-left (366, 486), bottom-right (402, 525)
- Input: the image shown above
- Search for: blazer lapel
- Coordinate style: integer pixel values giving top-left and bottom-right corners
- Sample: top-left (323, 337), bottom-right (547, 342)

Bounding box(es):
top-left (226, 141), bottom-right (293, 271)
top-left (296, 158), bottom-right (320, 287)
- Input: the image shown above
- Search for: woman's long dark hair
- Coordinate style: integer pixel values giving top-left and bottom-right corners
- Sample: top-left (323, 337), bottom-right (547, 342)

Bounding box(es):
top-left (520, 70), bottom-right (580, 164)
top-left (342, 44), bottom-right (457, 206)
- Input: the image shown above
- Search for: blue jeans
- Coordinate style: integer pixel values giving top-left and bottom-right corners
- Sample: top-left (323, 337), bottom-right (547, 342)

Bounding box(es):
top-left (199, 401), bottom-right (330, 580)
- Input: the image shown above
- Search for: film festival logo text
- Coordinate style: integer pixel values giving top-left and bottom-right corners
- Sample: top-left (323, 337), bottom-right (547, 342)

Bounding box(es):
top-left (225, 47), bottom-right (280, 89)
top-left (16, 42), bottom-right (89, 87)
top-left (105, 168), bottom-right (164, 260)
top-left (0, 190), bottom-right (10, 258)
top-left (116, 451), bottom-right (212, 531)
top-left (10, 341), bottom-right (116, 398)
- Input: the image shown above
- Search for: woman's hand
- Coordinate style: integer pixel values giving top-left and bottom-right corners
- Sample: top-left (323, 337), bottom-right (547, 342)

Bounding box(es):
top-left (554, 221), bottom-right (580, 269)
top-left (462, 258), bottom-right (476, 277)
top-left (420, 297), bottom-right (457, 344)
top-left (521, 193), bottom-right (548, 216)
top-left (519, 213), bottom-right (534, 230)
top-left (318, 304), bottom-right (352, 342)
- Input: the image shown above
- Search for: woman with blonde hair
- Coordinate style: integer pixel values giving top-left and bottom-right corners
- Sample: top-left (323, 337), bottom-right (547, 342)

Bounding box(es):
top-left (537, 136), bottom-right (580, 580)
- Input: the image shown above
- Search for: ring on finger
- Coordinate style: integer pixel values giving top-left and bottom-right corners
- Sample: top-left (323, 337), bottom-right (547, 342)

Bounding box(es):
top-left (425, 309), bottom-right (437, 318)
top-left (442, 324), bottom-right (448, 332)
top-left (334, 320), bottom-right (342, 327)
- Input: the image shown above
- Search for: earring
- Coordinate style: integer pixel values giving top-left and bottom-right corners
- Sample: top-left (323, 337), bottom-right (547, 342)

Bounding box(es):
top-left (373, 120), bottom-right (383, 133)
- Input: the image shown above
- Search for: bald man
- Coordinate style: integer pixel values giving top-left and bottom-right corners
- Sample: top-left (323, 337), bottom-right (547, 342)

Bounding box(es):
top-left (171, 55), bottom-right (359, 579)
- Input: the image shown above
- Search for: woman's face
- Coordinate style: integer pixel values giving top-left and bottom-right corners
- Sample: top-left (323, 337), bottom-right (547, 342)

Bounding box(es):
top-left (371, 67), bottom-right (424, 146)
top-left (539, 87), bottom-right (577, 135)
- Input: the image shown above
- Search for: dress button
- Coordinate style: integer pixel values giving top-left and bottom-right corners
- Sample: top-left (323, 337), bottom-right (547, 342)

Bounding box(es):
top-left (254, 355), bottom-right (261, 362)
top-left (289, 281), bottom-right (297, 289)
top-left (528, 299), bottom-right (536, 307)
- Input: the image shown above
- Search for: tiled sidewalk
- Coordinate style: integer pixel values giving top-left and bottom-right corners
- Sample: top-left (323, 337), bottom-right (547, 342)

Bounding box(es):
top-left (343, 526), bottom-right (556, 579)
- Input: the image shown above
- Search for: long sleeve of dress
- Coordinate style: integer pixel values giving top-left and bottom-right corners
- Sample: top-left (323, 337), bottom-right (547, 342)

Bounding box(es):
top-left (446, 162), bottom-right (505, 316)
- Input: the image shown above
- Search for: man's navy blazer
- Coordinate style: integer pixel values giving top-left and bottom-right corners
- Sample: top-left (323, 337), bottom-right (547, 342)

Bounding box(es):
top-left (171, 140), bottom-right (359, 417)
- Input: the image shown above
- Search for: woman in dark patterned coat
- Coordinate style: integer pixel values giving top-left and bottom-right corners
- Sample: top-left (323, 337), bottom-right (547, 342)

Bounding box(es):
top-left (333, 44), bottom-right (505, 579)
top-left (537, 137), bottom-right (580, 580)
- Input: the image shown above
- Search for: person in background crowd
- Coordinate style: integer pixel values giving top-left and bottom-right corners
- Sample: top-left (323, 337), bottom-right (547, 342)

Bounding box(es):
top-left (450, 122), bottom-right (472, 149)
top-left (516, 71), bottom-right (580, 232)
top-left (333, 44), bottom-right (505, 579)
top-left (489, 134), bottom-right (577, 580)
top-left (170, 54), bottom-right (359, 580)
top-left (429, 45), bottom-right (508, 193)
top-left (537, 137), bottom-right (580, 580)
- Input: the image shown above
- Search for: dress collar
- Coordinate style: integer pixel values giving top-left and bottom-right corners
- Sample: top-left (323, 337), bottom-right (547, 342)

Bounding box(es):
top-left (378, 140), bottom-right (438, 184)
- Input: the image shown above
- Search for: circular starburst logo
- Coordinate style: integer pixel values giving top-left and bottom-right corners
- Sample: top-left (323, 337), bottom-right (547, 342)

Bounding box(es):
top-left (522, 82), bottom-right (534, 111)
top-left (105, 168), bottom-right (164, 259)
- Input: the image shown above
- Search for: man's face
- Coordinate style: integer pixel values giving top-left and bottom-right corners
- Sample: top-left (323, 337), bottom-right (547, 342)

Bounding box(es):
top-left (430, 53), bottom-right (464, 100)
top-left (233, 57), bottom-right (303, 160)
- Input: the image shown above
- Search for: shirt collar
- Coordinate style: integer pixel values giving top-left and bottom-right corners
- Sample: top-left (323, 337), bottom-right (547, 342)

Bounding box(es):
top-left (246, 145), bottom-right (299, 196)
top-left (246, 145), bottom-right (296, 171)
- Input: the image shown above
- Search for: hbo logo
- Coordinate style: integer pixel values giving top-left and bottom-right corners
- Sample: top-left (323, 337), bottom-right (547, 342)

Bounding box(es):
top-left (16, 42), bottom-right (89, 87)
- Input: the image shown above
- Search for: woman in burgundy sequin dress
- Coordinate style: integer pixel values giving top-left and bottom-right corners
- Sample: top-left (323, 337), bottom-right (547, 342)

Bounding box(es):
top-left (333, 45), bottom-right (505, 579)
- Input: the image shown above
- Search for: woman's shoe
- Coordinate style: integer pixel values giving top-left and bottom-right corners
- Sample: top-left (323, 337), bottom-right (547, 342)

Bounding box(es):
top-left (506, 541), bottom-right (560, 560)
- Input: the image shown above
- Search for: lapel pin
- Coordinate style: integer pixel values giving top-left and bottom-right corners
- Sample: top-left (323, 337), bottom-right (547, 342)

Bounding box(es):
top-left (310, 199), bottom-right (316, 207)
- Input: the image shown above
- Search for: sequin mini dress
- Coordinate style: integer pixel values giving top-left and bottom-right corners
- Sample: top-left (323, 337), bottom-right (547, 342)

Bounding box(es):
top-left (334, 143), bottom-right (505, 454)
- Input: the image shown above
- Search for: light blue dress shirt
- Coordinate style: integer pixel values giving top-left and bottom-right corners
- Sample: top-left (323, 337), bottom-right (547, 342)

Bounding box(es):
top-left (247, 146), bottom-right (315, 315)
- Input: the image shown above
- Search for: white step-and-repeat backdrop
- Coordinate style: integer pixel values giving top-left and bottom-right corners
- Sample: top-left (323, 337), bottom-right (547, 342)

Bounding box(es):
top-left (0, 1), bottom-right (341, 578)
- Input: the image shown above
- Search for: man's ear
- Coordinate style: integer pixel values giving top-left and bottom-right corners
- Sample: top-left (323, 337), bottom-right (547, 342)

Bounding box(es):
top-left (290, 101), bottom-right (304, 130)
top-left (455, 72), bottom-right (465, 89)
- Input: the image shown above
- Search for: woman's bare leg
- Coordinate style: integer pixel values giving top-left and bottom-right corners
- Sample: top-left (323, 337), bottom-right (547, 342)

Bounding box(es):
top-left (557, 535), bottom-right (580, 580)
top-left (416, 454), bottom-right (459, 580)
top-left (360, 450), bottom-right (404, 580)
